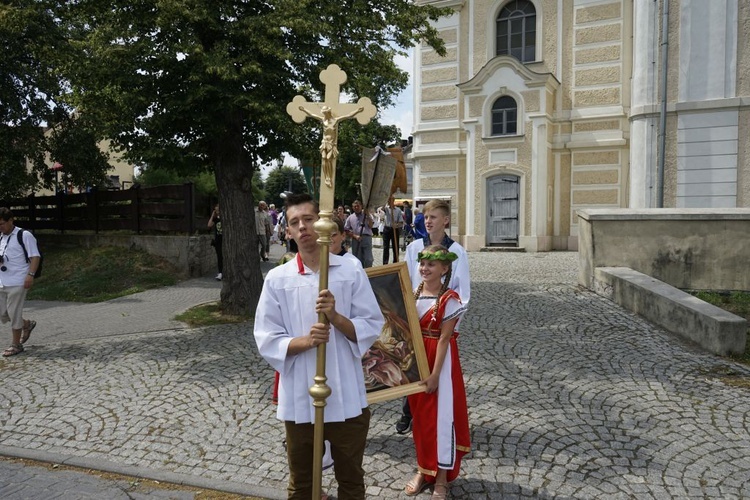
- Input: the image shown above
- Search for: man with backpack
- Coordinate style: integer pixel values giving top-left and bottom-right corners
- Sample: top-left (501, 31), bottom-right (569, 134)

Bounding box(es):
top-left (0, 208), bottom-right (41, 357)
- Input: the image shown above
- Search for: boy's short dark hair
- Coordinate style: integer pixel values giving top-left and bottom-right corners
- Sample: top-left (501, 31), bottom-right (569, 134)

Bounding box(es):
top-left (0, 207), bottom-right (13, 221)
top-left (285, 193), bottom-right (319, 213)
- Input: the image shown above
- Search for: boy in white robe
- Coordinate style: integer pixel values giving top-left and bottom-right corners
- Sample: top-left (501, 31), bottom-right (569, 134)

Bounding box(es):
top-left (254, 194), bottom-right (383, 499)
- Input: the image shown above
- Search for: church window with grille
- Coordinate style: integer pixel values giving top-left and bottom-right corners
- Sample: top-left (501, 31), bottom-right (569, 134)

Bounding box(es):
top-left (491, 96), bottom-right (517, 136)
top-left (496, 0), bottom-right (536, 62)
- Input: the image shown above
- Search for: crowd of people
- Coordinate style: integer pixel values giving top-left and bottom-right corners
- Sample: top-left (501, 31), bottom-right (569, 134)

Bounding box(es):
top-left (209, 196), bottom-right (427, 278)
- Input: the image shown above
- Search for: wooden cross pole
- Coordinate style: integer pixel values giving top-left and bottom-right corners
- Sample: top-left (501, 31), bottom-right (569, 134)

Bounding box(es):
top-left (286, 64), bottom-right (376, 498)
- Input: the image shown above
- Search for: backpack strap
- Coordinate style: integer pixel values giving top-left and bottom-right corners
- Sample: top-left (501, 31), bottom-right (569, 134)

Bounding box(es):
top-left (17, 229), bottom-right (30, 263)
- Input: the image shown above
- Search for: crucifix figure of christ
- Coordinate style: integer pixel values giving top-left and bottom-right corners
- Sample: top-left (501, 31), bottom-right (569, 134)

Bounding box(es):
top-left (299, 105), bottom-right (363, 188)
top-left (286, 64), bottom-right (377, 499)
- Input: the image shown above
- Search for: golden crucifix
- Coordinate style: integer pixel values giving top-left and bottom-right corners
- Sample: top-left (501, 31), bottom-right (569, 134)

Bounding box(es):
top-left (286, 64), bottom-right (376, 498)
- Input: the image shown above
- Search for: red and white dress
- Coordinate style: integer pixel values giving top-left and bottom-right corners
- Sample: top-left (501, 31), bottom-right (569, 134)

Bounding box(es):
top-left (407, 289), bottom-right (471, 484)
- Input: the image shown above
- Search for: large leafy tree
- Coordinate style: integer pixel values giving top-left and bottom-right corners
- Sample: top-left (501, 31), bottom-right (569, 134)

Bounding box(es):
top-left (0, 1), bottom-right (115, 198)
top-left (56, 0), bottom-right (448, 314)
top-left (45, 115), bottom-right (112, 191)
top-left (0, 1), bottom-right (65, 197)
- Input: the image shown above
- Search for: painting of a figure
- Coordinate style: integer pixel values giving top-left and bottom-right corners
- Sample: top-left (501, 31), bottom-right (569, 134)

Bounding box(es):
top-left (363, 262), bottom-right (429, 404)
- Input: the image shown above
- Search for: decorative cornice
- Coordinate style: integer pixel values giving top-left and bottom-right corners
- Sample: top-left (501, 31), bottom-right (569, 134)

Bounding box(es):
top-left (457, 56), bottom-right (560, 95)
top-left (416, 0), bottom-right (465, 8)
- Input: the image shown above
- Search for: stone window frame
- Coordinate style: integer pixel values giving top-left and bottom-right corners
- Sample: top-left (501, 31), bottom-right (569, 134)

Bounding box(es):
top-left (485, 88), bottom-right (524, 139)
top-left (491, 96), bottom-right (518, 136)
top-left (491, 0), bottom-right (542, 64)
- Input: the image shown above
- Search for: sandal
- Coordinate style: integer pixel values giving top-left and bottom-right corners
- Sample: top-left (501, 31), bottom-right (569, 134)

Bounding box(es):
top-left (405, 473), bottom-right (428, 496)
top-left (431, 481), bottom-right (449, 500)
top-left (21, 320), bottom-right (36, 344)
top-left (2, 344), bottom-right (24, 357)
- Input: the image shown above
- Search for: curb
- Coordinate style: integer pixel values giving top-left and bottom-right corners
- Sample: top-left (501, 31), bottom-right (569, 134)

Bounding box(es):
top-left (0, 445), bottom-right (285, 500)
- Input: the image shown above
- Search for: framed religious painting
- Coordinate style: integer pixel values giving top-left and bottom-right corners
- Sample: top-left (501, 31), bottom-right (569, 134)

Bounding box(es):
top-left (363, 262), bottom-right (430, 404)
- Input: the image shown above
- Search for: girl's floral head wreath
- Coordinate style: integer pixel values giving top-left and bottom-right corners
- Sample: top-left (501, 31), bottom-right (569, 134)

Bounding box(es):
top-left (417, 249), bottom-right (458, 262)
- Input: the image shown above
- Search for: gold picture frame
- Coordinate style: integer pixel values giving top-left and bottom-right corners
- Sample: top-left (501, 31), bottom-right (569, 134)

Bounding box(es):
top-left (363, 262), bottom-right (430, 404)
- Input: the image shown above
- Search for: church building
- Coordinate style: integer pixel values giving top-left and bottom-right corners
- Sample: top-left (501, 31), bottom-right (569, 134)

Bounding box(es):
top-left (410, 0), bottom-right (750, 251)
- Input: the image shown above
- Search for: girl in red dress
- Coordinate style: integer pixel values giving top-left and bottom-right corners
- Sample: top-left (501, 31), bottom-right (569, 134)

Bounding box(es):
top-left (405, 245), bottom-right (470, 499)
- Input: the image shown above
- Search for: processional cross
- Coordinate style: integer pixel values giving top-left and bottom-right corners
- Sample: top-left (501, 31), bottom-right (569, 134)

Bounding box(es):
top-left (286, 64), bottom-right (377, 498)
top-left (288, 65), bottom-right (376, 189)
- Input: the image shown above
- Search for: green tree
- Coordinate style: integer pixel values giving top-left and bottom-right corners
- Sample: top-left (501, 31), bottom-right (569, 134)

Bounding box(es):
top-left (56, 0), bottom-right (448, 314)
top-left (0, 2), bottom-right (116, 198)
top-left (0, 1), bottom-right (66, 198)
top-left (265, 166), bottom-right (308, 208)
top-left (251, 171), bottom-right (267, 205)
top-left (334, 119), bottom-right (402, 205)
top-left (45, 115), bottom-right (112, 191)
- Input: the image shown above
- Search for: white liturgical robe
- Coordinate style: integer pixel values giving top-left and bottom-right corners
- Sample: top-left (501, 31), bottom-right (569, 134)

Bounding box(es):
top-left (254, 253), bottom-right (383, 424)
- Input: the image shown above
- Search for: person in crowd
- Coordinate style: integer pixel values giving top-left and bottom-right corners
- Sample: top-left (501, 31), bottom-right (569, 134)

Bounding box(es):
top-left (344, 200), bottom-right (374, 268)
top-left (401, 201), bottom-right (414, 251)
top-left (269, 204), bottom-right (280, 245)
top-left (208, 203), bottom-right (223, 281)
top-left (254, 194), bottom-right (384, 500)
top-left (396, 199), bottom-right (471, 434)
top-left (278, 202), bottom-right (298, 253)
top-left (411, 207), bottom-right (428, 240)
top-left (256, 201), bottom-right (272, 261)
top-left (381, 196), bottom-right (404, 265)
top-left (269, 203), bottom-right (279, 227)
top-left (0, 208), bottom-right (41, 357)
top-left (337, 206), bottom-right (351, 250)
top-left (277, 209), bottom-right (287, 247)
top-left (403, 201), bottom-right (413, 227)
top-left (403, 245), bottom-right (470, 499)
top-left (331, 217), bottom-right (361, 268)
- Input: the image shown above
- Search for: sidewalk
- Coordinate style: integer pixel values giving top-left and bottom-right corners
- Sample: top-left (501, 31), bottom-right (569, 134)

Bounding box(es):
top-left (2, 251), bottom-right (750, 499)
top-left (21, 242), bottom-right (288, 345)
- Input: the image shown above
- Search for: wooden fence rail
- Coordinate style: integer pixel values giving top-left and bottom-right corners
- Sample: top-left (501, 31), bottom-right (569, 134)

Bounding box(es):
top-left (0, 183), bottom-right (211, 234)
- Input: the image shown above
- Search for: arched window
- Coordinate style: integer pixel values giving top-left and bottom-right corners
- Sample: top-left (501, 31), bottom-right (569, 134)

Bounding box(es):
top-left (496, 0), bottom-right (536, 62)
top-left (491, 96), bottom-right (518, 136)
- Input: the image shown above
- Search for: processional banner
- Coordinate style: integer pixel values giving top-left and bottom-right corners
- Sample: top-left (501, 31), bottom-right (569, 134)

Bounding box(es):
top-left (360, 147), bottom-right (397, 209)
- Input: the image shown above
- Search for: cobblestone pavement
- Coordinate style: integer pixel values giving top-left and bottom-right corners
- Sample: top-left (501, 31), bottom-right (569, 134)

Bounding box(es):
top-left (2, 251), bottom-right (750, 499)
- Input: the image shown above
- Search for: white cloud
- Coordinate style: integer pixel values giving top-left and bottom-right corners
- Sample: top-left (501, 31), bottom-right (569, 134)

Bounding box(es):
top-left (379, 48), bottom-right (414, 140)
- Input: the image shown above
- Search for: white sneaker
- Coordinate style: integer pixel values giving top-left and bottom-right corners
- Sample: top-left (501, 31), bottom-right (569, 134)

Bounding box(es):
top-left (322, 440), bottom-right (334, 471)
top-left (215, 273), bottom-right (222, 281)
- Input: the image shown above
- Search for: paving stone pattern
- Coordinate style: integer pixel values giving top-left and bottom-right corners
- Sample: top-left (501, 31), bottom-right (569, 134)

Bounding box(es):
top-left (1, 251), bottom-right (750, 499)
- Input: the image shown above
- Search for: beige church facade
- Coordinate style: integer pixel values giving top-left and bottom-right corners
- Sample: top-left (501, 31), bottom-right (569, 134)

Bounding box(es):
top-left (411, 0), bottom-right (750, 251)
